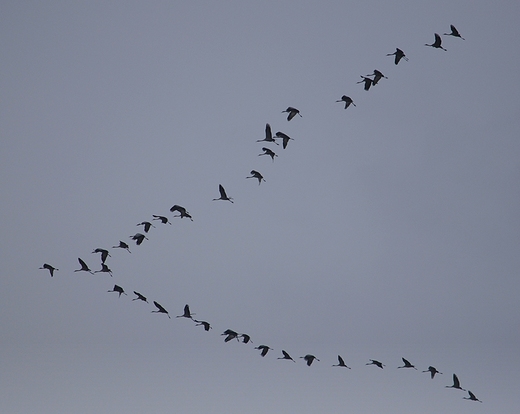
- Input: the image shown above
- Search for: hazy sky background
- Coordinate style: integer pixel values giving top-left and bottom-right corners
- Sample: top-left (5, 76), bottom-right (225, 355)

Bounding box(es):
top-left (1, 1), bottom-right (520, 413)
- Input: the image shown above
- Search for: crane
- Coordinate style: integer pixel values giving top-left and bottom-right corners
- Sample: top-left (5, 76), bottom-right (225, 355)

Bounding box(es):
top-left (74, 258), bottom-right (94, 274)
top-left (246, 170), bottom-right (265, 185)
top-left (274, 131), bottom-right (294, 149)
top-left (444, 24), bottom-right (465, 40)
top-left (170, 205), bottom-right (193, 221)
top-left (357, 76), bottom-right (373, 91)
top-left (446, 374), bottom-right (466, 391)
top-left (94, 263), bottom-right (113, 276)
top-left (397, 357), bottom-right (417, 369)
top-left (255, 345), bottom-right (273, 357)
top-left (152, 301), bottom-right (171, 318)
top-left (463, 390), bottom-right (482, 403)
top-left (332, 355), bottom-right (351, 369)
top-left (107, 284), bottom-right (127, 297)
top-left (259, 147), bottom-right (278, 161)
top-left (176, 304), bottom-right (194, 319)
top-left (425, 33), bottom-right (447, 51)
top-left (130, 233), bottom-right (148, 245)
top-left (221, 329), bottom-right (239, 342)
top-left (367, 69), bottom-right (387, 85)
top-left (423, 366), bottom-right (442, 379)
top-left (39, 263), bottom-right (58, 277)
top-left (257, 123), bottom-right (278, 145)
top-left (278, 350), bottom-right (296, 362)
top-left (300, 354), bottom-right (320, 366)
top-left (213, 184), bottom-right (234, 203)
top-left (152, 215), bottom-right (172, 225)
top-left (194, 320), bottom-right (212, 331)
top-left (282, 107), bottom-right (302, 121)
top-left (136, 221), bottom-right (155, 233)
top-left (91, 248), bottom-right (111, 263)
top-left (132, 291), bottom-right (148, 302)
top-left (336, 95), bottom-right (356, 109)
top-left (112, 241), bottom-right (131, 253)
top-left (386, 48), bottom-right (408, 65)
top-left (366, 359), bottom-right (385, 369)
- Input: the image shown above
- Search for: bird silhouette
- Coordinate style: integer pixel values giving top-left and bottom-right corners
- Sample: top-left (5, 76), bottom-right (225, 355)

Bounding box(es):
top-left (397, 357), bottom-right (417, 369)
top-left (74, 258), bottom-right (94, 274)
top-left (282, 107), bottom-right (302, 121)
top-left (94, 263), bottom-right (113, 276)
top-left (136, 221), bottom-right (155, 233)
top-left (176, 304), bottom-right (194, 319)
top-left (152, 215), bottom-right (172, 225)
top-left (357, 76), bottom-right (373, 91)
top-left (39, 263), bottom-right (58, 277)
top-left (213, 184), bottom-right (234, 203)
top-left (239, 333), bottom-right (252, 344)
top-left (170, 205), bottom-right (193, 221)
top-left (259, 147), bottom-right (278, 161)
top-left (107, 284), bottom-right (127, 297)
top-left (91, 248), bottom-right (111, 263)
top-left (278, 350), bottom-right (296, 362)
top-left (255, 345), bottom-right (273, 357)
top-left (130, 233), bottom-right (148, 245)
top-left (112, 241), bottom-right (131, 253)
top-left (366, 359), bottom-right (385, 369)
top-left (368, 70), bottom-right (387, 85)
top-left (300, 354), bottom-right (320, 366)
top-left (246, 170), bottom-right (265, 185)
top-left (332, 355), bottom-right (351, 369)
top-left (336, 95), bottom-right (356, 109)
top-left (446, 374), bottom-right (466, 391)
top-left (425, 33), bottom-right (447, 51)
top-left (463, 390), bottom-right (482, 403)
top-left (152, 301), bottom-right (170, 318)
top-left (423, 366), bottom-right (443, 379)
top-left (274, 131), bottom-right (294, 149)
top-left (386, 48), bottom-right (408, 64)
top-left (193, 320), bottom-right (212, 331)
top-left (132, 291), bottom-right (148, 302)
top-left (221, 329), bottom-right (239, 342)
top-left (256, 123), bottom-right (278, 145)
top-left (444, 24), bottom-right (465, 40)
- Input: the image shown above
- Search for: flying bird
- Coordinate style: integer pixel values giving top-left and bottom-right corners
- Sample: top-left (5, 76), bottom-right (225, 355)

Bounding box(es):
top-left (132, 291), bottom-right (148, 302)
top-left (336, 95), bottom-right (356, 109)
top-left (300, 354), bottom-right (320, 366)
top-left (107, 284), bottom-right (127, 297)
top-left (444, 24), bottom-right (465, 40)
top-left (386, 48), bottom-right (408, 64)
top-left (366, 359), bottom-right (385, 369)
top-left (170, 205), bottom-right (193, 221)
top-left (256, 123), bottom-right (278, 145)
top-left (39, 263), bottom-right (58, 277)
top-left (397, 358), bottom-right (417, 369)
top-left (259, 147), bottom-right (277, 161)
top-left (368, 69), bottom-right (387, 85)
top-left (213, 184), bottom-right (233, 203)
top-left (130, 233), bottom-right (148, 245)
top-left (221, 329), bottom-right (239, 342)
top-left (425, 33), bottom-right (447, 51)
top-left (357, 76), bottom-right (373, 91)
top-left (278, 350), bottom-right (296, 362)
top-left (239, 334), bottom-right (252, 344)
top-left (255, 345), bottom-right (273, 357)
top-left (423, 366), bottom-right (443, 379)
top-left (274, 131), bottom-right (294, 149)
top-left (176, 304), bottom-right (194, 319)
top-left (112, 241), bottom-right (131, 253)
top-left (91, 248), bottom-right (111, 263)
top-left (94, 263), bottom-right (113, 276)
top-left (332, 355), bottom-right (351, 369)
top-left (446, 374), bottom-right (466, 391)
top-left (152, 215), bottom-right (172, 225)
top-left (282, 107), bottom-right (302, 121)
top-left (136, 221), bottom-right (155, 233)
top-left (152, 301), bottom-right (170, 318)
top-left (463, 390), bottom-right (482, 403)
top-left (246, 170), bottom-right (265, 185)
top-left (74, 258), bottom-right (94, 274)
top-left (194, 320), bottom-right (212, 331)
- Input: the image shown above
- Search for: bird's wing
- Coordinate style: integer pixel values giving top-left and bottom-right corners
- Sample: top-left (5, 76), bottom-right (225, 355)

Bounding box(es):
top-left (265, 123), bottom-right (272, 140)
top-left (78, 258), bottom-right (88, 268)
top-left (219, 184), bottom-right (227, 198)
top-left (453, 374), bottom-right (460, 387)
top-left (338, 355), bottom-right (345, 365)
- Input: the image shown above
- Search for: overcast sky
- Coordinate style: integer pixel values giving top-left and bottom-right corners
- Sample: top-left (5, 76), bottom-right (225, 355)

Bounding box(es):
top-left (1, 1), bottom-right (520, 413)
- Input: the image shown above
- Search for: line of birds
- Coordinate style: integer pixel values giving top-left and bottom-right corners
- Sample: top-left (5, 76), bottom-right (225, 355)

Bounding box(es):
top-left (38, 23), bottom-right (482, 405)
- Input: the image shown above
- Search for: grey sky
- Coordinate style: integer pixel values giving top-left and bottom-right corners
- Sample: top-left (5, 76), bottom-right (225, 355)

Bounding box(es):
top-left (1, 1), bottom-right (519, 413)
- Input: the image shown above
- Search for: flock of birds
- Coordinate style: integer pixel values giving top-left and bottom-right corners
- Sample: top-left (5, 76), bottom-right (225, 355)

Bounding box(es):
top-left (38, 24), bottom-right (483, 405)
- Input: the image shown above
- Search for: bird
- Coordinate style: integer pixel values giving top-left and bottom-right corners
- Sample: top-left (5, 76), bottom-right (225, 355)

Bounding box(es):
top-left (274, 131), bottom-right (294, 149)
top-left (357, 76), bottom-right (373, 91)
top-left (255, 345), bottom-right (273, 357)
top-left (221, 329), bottom-right (239, 342)
top-left (193, 320), bottom-right (212, 331)
top-left (386, 48), bottom-right (408, 64)
top-left (336, 95), bottom-right (356, 109)
top-left (300, 354), bottom-right (320, 366)
top-left (170, 205), bottom-right (193, 221)
top-left (423, 366), bottom-right (443, 379)
top-left (39, 263), bottom-right (58, 277)
top-left (368, 69), bottom-right (387, 85)
top-left (366, 359), bottom-right (385, 369)
top-left (136, 221), bottom-right (155, 233)
top-left (213, 184), bottom-right (233, 203)
top-left (130, 233), bottom-right (148, 245)
top-left (277, 350), bottom-right (296, 362)
top-left (107, 284), bottom-right (127, 297)
top-left (176, 304), bottom-right (194, 319)
top-left (94, 263), bottom-right (113, 276)
top-left (397, 357), bottom-right (417, 369)
top-left (152, 215), bottom-right (172, 225)
top-left (239, 334), bottom-right (252, 344)
top-left (282, 107), bottom-right (302, 121)
top-left (463, 390), bottom-right (482, 403)
top-left (112, 241), bottom-right (131, 253)
top-left (91, 248), bottom-right (111, 263)
top-left (332, 355), bottom-right (351, 369)
top-left (425, 33), bottom-right (447, 51)
top-left (446, 374), bottom-right (466, 391)
top-left (256, 123), bottom-right (278, 145)
top-left (246, 170), bottom-right (265, 185)
top-left (152, 301), bottom-right (170, 318)
top-left (444, 24), bottom-right (465, 40)
top-left (132, 291), bottom-right (148, 302)
top-left (259, 147), bottom-right (277, 161)
top-left (74, 258), bottom-right (94, 274)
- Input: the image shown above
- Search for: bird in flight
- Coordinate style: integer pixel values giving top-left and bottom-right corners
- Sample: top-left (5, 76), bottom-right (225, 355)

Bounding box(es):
top-left (425, 33), bottom-right (447, 51)
top-left (213, 184), bottom-right (233, 203)
top-left (282, 107), bottom-right (302, 121)
top-left (274, 131), bottom-right (294, 149)
top-left (366, 359), bottom-right (385, 369)
top-left (94, 263), bottom-right (113, 277)
top-left (256, 123), bottom-right (278, 145)
top-left (112, 241), bottom-right (131, 253)
top-left (194, 320), bottom-right (212, 331)
top-left (91, 248), bottom-right (111, 263)
top-left (239, 334), bottom-right (252, 344)
top-left (255, 345), bottom-right (273, 357)
top-left (446, 374), bottom-right (466, 391)
top-left (152, 301), bottom-right (170, 318)
top-left (444, 24), bottom-right (465, 40)
top-left (386, 48), bottom-right (408, 65)
top-left (336, 95), bottom-right (356, 109)
top-left (130, 233), bottom-right (148, 245)
top-left (152, 215), bottom-right (172, 225)
top-left (176, 304), bottom-right (195, 319)
top-left (397, 357), bottom-right (417, 370)
top-left (357, 76), bottom-right (373, 91)
top-left (222, 329), bottom-right (239, 342)
top-left (132, 291), bottom-right (148, 302)
top-left (277, 350), bottom-right (296, 362)
top-left (463, 390), bottom-right (482, 403)
top-left (367, 69), bottom-right (387, 85)
top-left (423, 366), bottom-right (442, 379)
top-left (332, 355), bottom-right (351, 369)
top-left (259, 147), bottom-right (277, 161)
top-left (300, 354), bottom-right (320, 366)
top-left (170, 205), bottom-right (193, 221)
top-left (246, 170), bottom-right (265, 185)
top-left (74, 258), bottom-right (94, 274)
top-left (107, 284), bottom-right (127, 297)
top-left (39, 263), bottom-right (58, 277)
top-left (136, 221), bottom-right (155, 233)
